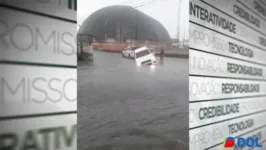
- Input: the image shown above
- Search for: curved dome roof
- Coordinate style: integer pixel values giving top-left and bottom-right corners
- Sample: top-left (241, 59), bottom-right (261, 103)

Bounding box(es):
top-left (78, 5), bottom-right (171, 45)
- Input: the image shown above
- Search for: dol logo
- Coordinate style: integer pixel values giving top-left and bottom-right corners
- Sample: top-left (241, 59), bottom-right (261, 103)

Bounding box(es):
top-left (224, 137), bottom-right (263, 148)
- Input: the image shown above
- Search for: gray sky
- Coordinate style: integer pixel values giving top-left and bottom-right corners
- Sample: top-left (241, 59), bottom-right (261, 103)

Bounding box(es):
top-left (77, 0), bottom-right (189, 40)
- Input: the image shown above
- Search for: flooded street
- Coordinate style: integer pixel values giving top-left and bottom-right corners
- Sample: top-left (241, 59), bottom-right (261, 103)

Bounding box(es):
top-left (78, 51), bottom-right (188, 150)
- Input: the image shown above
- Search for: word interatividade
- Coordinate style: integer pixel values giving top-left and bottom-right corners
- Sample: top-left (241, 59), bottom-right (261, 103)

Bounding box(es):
top-left (190, 2), bottom-right (236, 34)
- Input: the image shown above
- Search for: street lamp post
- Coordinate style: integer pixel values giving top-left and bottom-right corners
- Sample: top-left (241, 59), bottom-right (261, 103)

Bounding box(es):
top-left (177, 0), bottom-right (182, 48)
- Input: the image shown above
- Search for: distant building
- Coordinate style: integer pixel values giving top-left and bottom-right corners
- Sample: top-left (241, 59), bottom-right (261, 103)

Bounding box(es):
top-left (78, 5), bottom-right (171, 46)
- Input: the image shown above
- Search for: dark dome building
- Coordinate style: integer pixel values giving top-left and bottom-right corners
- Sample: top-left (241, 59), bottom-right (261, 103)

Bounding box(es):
top-left (78, 5), bottom-right (171, 45)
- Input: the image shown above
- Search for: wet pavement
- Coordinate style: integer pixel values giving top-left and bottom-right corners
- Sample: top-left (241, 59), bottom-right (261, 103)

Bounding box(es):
top-left (78, 50), bottom-right (189, 150)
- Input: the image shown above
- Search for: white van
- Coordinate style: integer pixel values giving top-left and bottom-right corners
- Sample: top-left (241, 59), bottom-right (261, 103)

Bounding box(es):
top-left (122, 46), bottom-right (140, 59)
top-left (134, 47), bottom-right (156, 67)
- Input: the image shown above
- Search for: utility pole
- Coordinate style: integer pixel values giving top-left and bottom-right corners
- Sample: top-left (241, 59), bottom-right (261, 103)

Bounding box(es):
top-left (119, 23), bottom-right (122, 42)
top-left (177, 0), bottom-right (181, 46)
top-left (135, 10), bottom-right (138, 43)
top-left (104, 12), bottom-right (108, 42)
top-left (130, 23), bottom-right (133, 45)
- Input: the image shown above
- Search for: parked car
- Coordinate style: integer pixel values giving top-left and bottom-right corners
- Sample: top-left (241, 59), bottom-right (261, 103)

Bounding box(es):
top-left (122, 46), bottom-right (140, 59)
top-left (134, 47), bottom-right (156, 67)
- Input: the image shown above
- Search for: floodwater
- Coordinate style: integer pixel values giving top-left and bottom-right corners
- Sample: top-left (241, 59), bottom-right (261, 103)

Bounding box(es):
top-left (78, 51), bottom-right (189, 150)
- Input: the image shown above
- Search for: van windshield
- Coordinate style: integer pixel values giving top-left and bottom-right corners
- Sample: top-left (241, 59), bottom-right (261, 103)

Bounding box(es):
top-left (135, 49), bottom-right (151, 58)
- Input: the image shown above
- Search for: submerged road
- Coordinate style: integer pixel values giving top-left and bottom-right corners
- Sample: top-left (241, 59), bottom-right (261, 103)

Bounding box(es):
top-left (78, 50), bottom-right (189, 150)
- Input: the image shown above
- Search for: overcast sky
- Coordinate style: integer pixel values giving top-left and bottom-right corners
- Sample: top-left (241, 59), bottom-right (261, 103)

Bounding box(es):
top-left (77, 0), bottom-right (189, 40)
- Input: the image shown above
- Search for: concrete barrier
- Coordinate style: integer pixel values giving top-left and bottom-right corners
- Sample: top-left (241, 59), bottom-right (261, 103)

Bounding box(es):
top-left (100, 43), bottom-right (127, 52)
top-left (92, 43), bottom-right (189, 58)
top-left (155, 51), bottom-right (188, 58)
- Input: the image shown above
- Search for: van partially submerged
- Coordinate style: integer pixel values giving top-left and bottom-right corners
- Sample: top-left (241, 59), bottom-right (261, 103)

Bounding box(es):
top-left (134, 47), bottom-right (156, 67)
